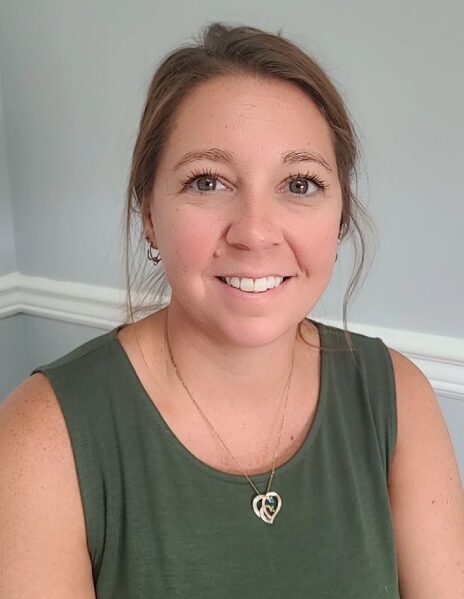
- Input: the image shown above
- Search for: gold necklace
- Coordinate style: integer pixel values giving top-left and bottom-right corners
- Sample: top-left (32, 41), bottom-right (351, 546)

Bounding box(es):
top-left (164, 322), bottom-right (296, 525)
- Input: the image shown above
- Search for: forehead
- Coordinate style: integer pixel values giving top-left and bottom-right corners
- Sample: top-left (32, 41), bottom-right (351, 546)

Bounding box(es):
top-left (162, 74), bottom-right (336, 168)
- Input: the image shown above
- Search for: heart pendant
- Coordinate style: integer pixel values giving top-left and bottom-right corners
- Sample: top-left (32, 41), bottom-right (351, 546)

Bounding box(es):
top-left (252, 491), bottom-right (282, 524)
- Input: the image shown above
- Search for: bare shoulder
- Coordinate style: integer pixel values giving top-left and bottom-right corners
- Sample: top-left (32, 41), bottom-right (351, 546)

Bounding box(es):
top-left (386, 347), bottom-right (464, 598)
top-left (0, 374), bottom-right (96, 598)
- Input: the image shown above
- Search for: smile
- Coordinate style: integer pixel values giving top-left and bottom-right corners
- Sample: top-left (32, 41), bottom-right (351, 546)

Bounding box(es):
top-left (217, 275), bottom-right (290, 293)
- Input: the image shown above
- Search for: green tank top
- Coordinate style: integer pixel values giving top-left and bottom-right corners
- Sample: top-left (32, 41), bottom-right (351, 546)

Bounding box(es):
top-left (32, 321), bottom-right (399, 598)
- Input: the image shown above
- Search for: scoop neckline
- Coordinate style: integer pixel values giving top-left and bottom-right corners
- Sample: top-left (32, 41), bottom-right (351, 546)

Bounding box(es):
top-left (110, 320), bottom-right (330, 486)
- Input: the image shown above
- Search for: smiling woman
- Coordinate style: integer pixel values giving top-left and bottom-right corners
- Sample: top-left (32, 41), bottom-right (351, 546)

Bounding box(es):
top-left (1, 21), bottom-right (463, 599)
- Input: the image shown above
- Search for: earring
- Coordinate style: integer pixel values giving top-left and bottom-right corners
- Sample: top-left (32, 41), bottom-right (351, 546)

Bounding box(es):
top-left (147, 244), bottom-right (162, 265)
top-left (335, 232), bottom-right (342, 262)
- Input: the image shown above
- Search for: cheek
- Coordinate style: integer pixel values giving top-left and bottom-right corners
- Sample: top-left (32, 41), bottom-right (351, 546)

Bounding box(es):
top-left (156, 209), bottom-right (220, 272)
top-left (292, 222), bottom-right (339, 271)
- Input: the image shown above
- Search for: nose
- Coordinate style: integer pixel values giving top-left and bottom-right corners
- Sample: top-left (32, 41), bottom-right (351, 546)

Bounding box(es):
top-left (225, 199), bottom-right (284, 251)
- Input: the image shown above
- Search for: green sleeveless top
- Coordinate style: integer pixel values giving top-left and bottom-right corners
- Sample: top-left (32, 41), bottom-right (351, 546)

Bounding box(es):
top-left (32, 321), bottom-right (400, 598)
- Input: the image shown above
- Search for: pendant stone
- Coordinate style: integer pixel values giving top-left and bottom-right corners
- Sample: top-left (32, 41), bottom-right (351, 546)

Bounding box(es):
top-left (252, 491), bottom-right (282, 524)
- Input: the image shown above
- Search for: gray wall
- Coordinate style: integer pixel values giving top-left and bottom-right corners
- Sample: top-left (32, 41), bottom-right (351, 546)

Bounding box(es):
top-left (0, 316), bottom-right (28, 398)
top-left (0, 75), bottom-right (16, 275)
top-left (23, 315), bottom-right (107, 374)
top-left (0, 315), bottom-right (107, 399)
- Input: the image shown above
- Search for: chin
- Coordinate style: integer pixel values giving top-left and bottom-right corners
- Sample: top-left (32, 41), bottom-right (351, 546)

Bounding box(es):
top-left (207, 313), bottom-right (300, 348)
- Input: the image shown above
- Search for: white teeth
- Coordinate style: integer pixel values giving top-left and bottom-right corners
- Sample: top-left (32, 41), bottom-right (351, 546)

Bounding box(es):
top-left (240, 278), bottom-right (254, 292)
top-left (253, 277), bottom-right (268, 292)
top-left (223, 276), bottom-right (285, 292)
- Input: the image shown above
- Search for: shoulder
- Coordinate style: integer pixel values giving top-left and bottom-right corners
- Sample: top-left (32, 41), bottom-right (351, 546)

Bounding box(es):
top-left (387, 346), bottom-right (433, 400)
top-left (0, 374), bottom-right (77, 517)
top-left (0, 372), bottom-right (67, 450)
top-left (0, 373), bottom-right (83, 526)
top-left (385, 346), bottom-right (456, 467)
top-left (384, 347), bottom-right (464, 597)
top-left (0, 373), bottom-right (95, 595)
top-left (384, 346), bottom-right (461, 495)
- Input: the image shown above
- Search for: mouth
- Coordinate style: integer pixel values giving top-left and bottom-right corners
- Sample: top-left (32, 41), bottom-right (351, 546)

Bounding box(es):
top-left (216, 275), bottom-right (292, 294)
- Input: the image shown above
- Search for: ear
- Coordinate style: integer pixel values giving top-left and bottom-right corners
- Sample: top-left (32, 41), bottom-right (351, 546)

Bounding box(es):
top-left (142, 202), bottom-right (157, 247)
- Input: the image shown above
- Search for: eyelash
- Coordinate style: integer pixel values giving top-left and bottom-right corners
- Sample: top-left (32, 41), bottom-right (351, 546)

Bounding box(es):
top-left (179, 168), bottom-right (328, 195)
top-left (178, 167), bottom-right (218, 189)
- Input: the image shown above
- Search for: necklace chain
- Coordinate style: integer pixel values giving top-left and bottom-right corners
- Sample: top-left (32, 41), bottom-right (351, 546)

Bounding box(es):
top-left (164, 322), bottom-right (296, 498)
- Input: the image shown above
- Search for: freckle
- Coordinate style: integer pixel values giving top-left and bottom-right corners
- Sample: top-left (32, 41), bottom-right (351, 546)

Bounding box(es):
top-left (432, 500), bottom-right (436, 504)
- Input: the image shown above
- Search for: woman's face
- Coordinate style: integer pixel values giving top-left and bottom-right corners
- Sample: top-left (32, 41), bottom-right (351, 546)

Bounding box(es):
top-left (145, 75), bottom-right (343, 347)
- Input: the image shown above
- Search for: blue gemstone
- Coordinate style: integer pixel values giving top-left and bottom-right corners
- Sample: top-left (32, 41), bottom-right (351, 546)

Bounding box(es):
top-left (266, 497), bottom-right (277, 512)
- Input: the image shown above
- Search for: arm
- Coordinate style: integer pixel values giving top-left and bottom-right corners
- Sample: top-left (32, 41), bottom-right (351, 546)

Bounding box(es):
top-left (0, 374), bottom-right (96, 598)
top-left (387, 348), bottom-right (464, 598)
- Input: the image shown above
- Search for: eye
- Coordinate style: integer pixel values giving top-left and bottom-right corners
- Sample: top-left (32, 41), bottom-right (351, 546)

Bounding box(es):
top-left (179, 169), bottom-right (229, 193)
top-left (285, 172), bottom-right (327, 196)
top-left (194, 176), bottom-right (227, 193)
top-left (289, 178), bottom-right (317, 194)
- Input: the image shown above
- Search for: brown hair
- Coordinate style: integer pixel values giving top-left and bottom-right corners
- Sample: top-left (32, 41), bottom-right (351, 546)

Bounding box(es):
top-left (124, 22), bottom-right (375, 348)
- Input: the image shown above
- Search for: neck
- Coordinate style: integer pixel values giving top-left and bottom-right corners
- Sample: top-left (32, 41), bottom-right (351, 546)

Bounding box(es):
top-left (156, 303), bottom-right (315, 411)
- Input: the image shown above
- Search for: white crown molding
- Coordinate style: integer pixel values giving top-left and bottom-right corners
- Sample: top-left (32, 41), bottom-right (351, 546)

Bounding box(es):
top-left (1, 272), bottom-right (463, 401)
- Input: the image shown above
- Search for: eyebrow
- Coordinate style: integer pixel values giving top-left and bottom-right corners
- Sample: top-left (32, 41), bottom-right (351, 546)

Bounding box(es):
top-left (173, 147), bottom-right (332, 172)
top-left (174, 148), bottom-right (235, 171)
top-left (282, 149), bottom-right (332, 172)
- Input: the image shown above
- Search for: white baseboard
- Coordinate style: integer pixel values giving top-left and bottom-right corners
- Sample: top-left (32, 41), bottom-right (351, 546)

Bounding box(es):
top-left (1, 272), bottom-right (463, 402)
top-left (0, 272), bottom-right (125, 329)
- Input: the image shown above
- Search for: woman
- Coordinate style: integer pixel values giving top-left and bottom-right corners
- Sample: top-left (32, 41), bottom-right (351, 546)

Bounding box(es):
top-left (0, 23), bottom-right (462, 598)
